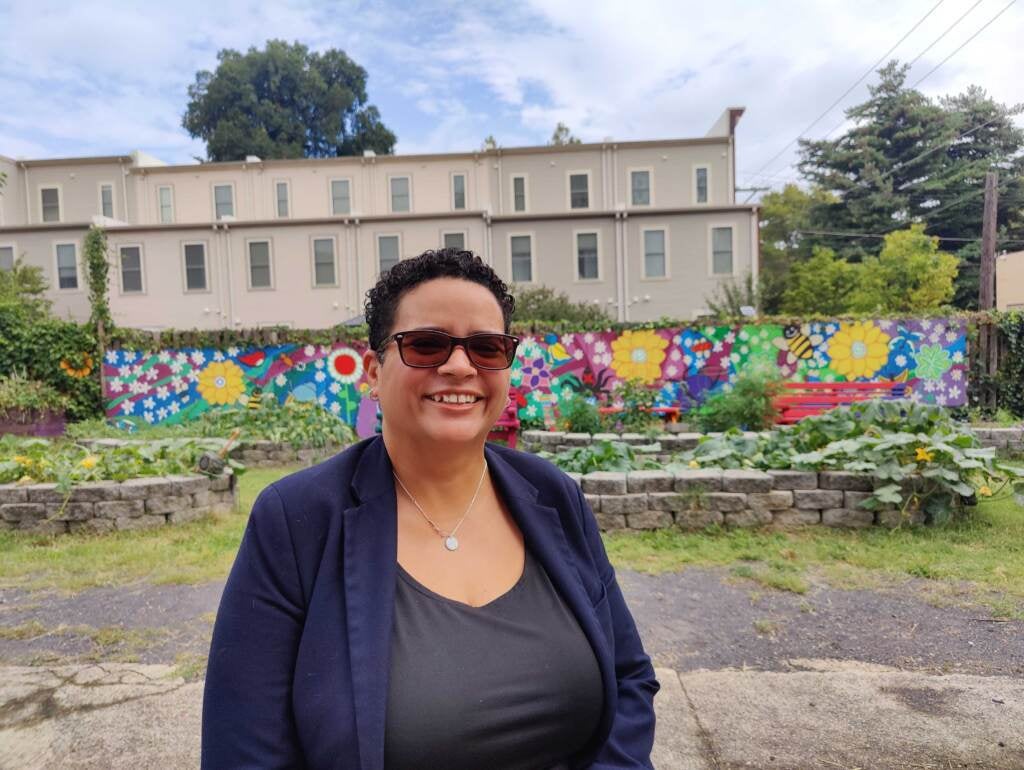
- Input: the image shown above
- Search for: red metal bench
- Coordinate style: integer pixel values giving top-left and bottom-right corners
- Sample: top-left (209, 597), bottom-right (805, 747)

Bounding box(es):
top-left (773, 381), bottom-right (911, 424)
top-left (488, 388), bottom-right (522, 448)
top-left (597, 405), bottom-right (682, 423)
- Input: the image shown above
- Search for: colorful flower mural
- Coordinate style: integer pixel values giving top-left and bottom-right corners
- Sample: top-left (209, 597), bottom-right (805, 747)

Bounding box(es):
top-left (103, 318), bottom-right (971, 437)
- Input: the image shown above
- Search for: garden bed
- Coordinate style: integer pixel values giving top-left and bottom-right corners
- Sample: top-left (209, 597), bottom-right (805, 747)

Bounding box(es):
top-left (81, 438), bottom-right (346, 468)
top-left (0, 472), bottom-right (237, 535)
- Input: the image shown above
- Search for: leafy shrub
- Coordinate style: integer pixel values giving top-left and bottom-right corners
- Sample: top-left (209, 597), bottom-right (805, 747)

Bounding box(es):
top-left (605, 378), bottom-right (663, 433)
top-left (0, 371), bottom-right (68, 421)
top-left (538, 440), bottom-right (660, 474)
top-left (556, 393), bottom-right (603, 434)
top-left (695, 369), bottom-right (782, 432)
top-left (512, 285), bottom-right (609, 324)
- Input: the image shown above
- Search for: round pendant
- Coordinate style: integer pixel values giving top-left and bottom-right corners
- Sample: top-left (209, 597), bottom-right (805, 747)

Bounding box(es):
top-left (444, 535), bottom-right (459, 551)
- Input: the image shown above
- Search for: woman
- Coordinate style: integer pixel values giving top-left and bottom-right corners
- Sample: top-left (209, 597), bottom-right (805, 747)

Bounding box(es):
top-left (202, 249), bottom-right (659, 769)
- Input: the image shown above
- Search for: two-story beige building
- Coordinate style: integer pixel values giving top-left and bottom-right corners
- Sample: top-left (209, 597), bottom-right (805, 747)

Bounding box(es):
top-left (0, 108), bottom-right (758, 329)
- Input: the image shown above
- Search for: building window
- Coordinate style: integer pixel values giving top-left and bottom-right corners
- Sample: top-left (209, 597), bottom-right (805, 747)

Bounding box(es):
top-left (312, 238), bottom-right (336, 287)
top-left (157, 186), bottom-right (174, 224)
top-left (631, 170), bottom-right (650, 206)
top-left (452, 174), bottom-right (466, 210)
top-left (510, 235), bottom-right (532, 282)
top-left (378, 235), bottom-right (400, 273)
top-left (390, 176), bottom-right (410, 213)
top-left (0, 245), bottom-right (14, 272)
top-left (55, 243), bottom-right (77, 289)
top-left (643, 229), bottom-right (666, 278)
top-left (443, 232), bottom-right (465, 250)
top-left (214, 184), bottom-right (234, 219)
top-left (696, 167), bottom-right (709, 204)
top-left (569, 173), bottom-right (589, 209)
top-left (331, 179), bottom-right (351, 215)
top-left (184, 243), bottom-right (207, 291)
top-left (248, 241), bottom-right (272, 289)
top-left (512, 176), bottom-right (527, 212)
top-left (276, 182), bottom-right (289, 218)
top-left (100, 184), bottom-right (114, 218)
top-left (41, 187), bottom-right (61, 223)
top-left (711, 227), bottom-right (733, 275)
top-left (576, 232), bottom-right (599, 280)
top-left (119, 246), bottom-right (144, 293)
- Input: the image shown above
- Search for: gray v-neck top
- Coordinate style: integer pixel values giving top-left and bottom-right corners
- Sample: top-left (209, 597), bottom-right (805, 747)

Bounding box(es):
top-left (383, 548), bottom-right (604, 770)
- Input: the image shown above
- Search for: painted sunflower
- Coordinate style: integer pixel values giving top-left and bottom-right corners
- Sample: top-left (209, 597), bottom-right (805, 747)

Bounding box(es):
top-left (610, 330), bottom-right (668, 383)
top-left (197, 360), bottom-right (246, 405)
top-left (827, 322), bottom-right (890, 380)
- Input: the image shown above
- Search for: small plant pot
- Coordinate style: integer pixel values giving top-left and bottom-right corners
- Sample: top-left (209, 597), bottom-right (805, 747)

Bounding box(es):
top-left (0, 409), bottom-right (67, 437)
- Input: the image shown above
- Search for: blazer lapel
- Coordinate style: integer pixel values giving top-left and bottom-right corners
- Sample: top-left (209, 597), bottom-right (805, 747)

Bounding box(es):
top-left (343, 437), bottom-right (397, 770)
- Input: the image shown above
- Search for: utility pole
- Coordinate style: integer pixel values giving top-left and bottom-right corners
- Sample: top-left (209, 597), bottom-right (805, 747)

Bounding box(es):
top-left (978, 171), bottom-right (998, 410)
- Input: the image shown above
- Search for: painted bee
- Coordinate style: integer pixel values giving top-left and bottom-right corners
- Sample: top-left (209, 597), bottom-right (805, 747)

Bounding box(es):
top-left (773, 324), bottom-right (824, 366)
top-left (245, 387), bottom-right (264, 411)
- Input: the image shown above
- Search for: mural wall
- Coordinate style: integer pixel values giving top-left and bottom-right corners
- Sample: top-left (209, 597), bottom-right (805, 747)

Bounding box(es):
top-left (104, 319), bottom-right (969, 437)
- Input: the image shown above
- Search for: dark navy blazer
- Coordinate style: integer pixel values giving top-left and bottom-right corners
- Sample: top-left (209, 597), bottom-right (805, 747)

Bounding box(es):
top-left (202, 436), bottom-right (659, 769)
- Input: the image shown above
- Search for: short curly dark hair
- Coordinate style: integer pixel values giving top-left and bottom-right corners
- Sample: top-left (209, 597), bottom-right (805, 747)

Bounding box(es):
top-left (364, 248), bottom-right (516, 352)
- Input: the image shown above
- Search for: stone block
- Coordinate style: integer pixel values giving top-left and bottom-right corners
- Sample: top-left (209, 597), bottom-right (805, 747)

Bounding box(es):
top-left (618, 433), bottom-right (648, 445)
top-left (192, 490), bottom-right (213, 507)
top-left (671, 433), bottom-right (702, 449)
top-left (626, 510), bottom-right (674, 530)
top-left (747, 491), bottom-right (795, 512)
top-left (241, 449), bottom-right (270, 463)
top-left (146, 495), bottom-right (190, 515)
top-left (95, 500), bottom-right (145, 519)
top-left (673, 469), bottom-right (722, 492)
top-left (46, 502), bottom-right (94, 521)
top-left (297, 449), bottom-right (319, 463)
top-left (1, 503), bottom-right (45, 522)
top-left (591, 433), bottom-right (620, 443)
top-left (767, 470), bottom-right (819, 490)
top-left (26, 484), bottom-right (64, 504)
top-left (844, 491), bottom-right (874, 510)
top-left (793, 489), bottom-right (844, 510)
top-left (69, 518), bottom-right (115, 534)
top-left (595, 513), bottom-right (627, 531)
top-left (538, 432), bottom-right (566, 449)
top-left (876, 508), bottom-right (927, 528)
top-left (0, 484), bottom-right (28, 505)
top-left (819, 471), bottom-right (873, 492)
top-left (721, 469), bottom-right (773, 493)
top-left (583, 493), bottom-right (601, 512)
top-left (675, 510), bottom-right (724, 530)
top-left (601, 493), bottom-right (648, 515)
top-left (166, 475), bottom-right (212, 495)
top-left (24, 519), bottom-right (67, 534)
top-left (771, 509), bottom-right (822, 528)
top-left (704, 493), bottom-right (748, 512)
top-left (822, 508), bottom-right (875, 528)
top-left (565, 472), bottom-right (583, 487)
top-left (626, 470), bottom-right (675, 493)
top-left (68, 482), bottom-right (120, 502)
top-left (582, 472), bottom-right (627, 495)
top-left (168, 507), bottom-right (207, 525)
top-left (209, 474), bottom-right (233, 492)
top-left (119, 477), bottom-right (172, 499)
top-left (648, 492), bottom-right (698, 512)
top-left (211, 500), bottom-right (237, 515)
top-left (521, 430), bottom-right (548, 446)
top-left (724, 510), bottom-right (773, 528)
top-left (115, 514), bottom-right (167, 531)
top-left (563, 433), bottom-right (592, 447)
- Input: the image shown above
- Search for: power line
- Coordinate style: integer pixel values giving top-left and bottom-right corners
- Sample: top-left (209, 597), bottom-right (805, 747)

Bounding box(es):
top-left (744, 0), bottom-right (948, 183)
top-left (910, 0), bottom-right (1018, 89)
top-left (794, 228), bottom-right (1024, 247)
top-left (906, 0), bottom-right (984, 69)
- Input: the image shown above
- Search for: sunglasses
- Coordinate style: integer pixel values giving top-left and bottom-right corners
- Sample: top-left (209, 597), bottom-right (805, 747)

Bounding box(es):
top-left (378, 330), bottom-right (520, 370)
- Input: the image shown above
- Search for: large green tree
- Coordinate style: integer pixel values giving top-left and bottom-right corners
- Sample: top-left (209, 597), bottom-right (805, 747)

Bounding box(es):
top-left (183, 40), bottom-right (397, 161)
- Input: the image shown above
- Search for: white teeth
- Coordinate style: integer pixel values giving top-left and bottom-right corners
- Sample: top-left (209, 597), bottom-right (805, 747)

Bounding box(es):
top-left (432, 393), bottom-right (478, 404)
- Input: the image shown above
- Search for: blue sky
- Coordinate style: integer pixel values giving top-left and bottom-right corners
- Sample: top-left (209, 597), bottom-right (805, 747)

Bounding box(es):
top-left (1, 0), bottom-right (1021, 189)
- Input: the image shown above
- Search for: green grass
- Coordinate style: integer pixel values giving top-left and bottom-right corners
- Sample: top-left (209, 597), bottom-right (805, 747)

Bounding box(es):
top-left (0, 466), bottom-right (298, 592)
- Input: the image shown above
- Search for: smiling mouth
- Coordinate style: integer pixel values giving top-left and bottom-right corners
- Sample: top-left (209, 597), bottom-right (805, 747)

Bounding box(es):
top-left (425, 394), bottom-right (483, 405)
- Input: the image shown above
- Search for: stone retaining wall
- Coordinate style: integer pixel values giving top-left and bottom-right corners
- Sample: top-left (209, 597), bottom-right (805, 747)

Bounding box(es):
top-left (973, 427), bottom-right (1024, 455)
top-left (567, 468), bottom-right (926, 532)
top-left (0, 473), bottom-right (237, 535)
top-left (82, 438), bottom-right (344, 468)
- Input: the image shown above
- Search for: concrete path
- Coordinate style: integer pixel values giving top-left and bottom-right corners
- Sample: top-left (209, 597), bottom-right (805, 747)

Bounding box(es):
top-left (2, 660), bottom-right (1021, 769)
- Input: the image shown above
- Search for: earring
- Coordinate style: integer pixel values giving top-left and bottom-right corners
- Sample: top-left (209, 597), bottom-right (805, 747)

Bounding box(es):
top-left (369, 389), bottom-right (379, 401)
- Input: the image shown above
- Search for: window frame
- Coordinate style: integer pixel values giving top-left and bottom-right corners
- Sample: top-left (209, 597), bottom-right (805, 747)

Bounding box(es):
top-left (640, 226), bottom-right (671, 281)
top-left (52, 240), bottom-right (80, 291)
top-left (309, 235), bottom-right (339, 289)
top-left (693, 165), bottom-right (711, 205)
top-left (328, 177), bottom-right (352, 216)
top-left (708, 223), bottom-right (735, 277)
top-left (212, 182), bottom-right (236, 220)
top-left (376, 232), bottom-right (402, 277)
top-left (0, 242), bottom-right (16, 272)
top-left (572, 228), bottom-right (602, 282)
top-left (566, 170), bottom-right (591, 211)
top-left (507, 232), bottom-right (535, 284)
top-left (628, 167), bottom-right (654, 207)
top-left (441, 230), bottom-right (468, 251)
top-left (39, 184), bottom-right (63, 224)
top-left (388, 174), bottom-right (413, 214)
top-left (245, 238), bottom-right (275, 291)
top-left (450, 171), bottom-right (468, 211)
top-left (156, 185), bottom-right (175, 224)
top-left (510, 173), bottom-right (529, 213)
top-left (117, 242), bottom-right (146, 295)
top-left (98, 181), bottom-right (116, 218)
top-left (181, 240), bottom-right (211, 294)
top-left (274, 179), bottom-right (291, 219)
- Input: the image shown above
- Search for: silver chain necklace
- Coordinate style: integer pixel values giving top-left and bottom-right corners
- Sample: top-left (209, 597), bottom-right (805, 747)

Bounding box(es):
top-left (392, 459), bottom-right (488, 552)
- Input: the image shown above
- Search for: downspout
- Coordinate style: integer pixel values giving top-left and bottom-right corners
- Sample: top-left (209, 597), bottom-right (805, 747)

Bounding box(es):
top-left (614, 211), bottom-right (624, 323)
top-left (223, 223), bottom-right (237, 327)
top-left (750, 209), bottom-right (760, 286)
top-left (484, 211), bottom-right (493, 267)
top-left (352, 219), bottom-right (361, 315)
top-left (19, 162), bottom-right (29, 223)
top-left (622, 211), bottom-right (630, 322)
top-left (119, 159), bottom-right (129, 221)
top-left (496, 149), bottom-right (503, 214)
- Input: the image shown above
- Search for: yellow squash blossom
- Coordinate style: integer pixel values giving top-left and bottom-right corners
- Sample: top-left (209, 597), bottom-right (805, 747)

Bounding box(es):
top-left (978, 485), bottom-right (993, 497)
top-left (914, 447), bottom-right (934, 463)
top-left (610, 330), bottom-right (668, 384)
top-left (17, 475), bottom-right (34, 485)
top-left (197, 361), bottom-right (246, 406)
top-left (688, 460), bottom-right (700, 469)
top-left (828, 322), bottom-right (891, 380)
top-left (12, 455), bottom-right (33, 466)
top-left (80, 455), bottom-right (99, 469)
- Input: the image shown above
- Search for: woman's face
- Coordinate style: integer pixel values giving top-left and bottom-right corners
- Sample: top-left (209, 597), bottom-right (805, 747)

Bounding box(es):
top-left (363, 277), bottom-right (512, 448)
